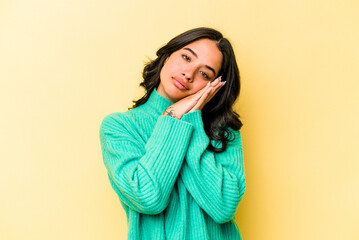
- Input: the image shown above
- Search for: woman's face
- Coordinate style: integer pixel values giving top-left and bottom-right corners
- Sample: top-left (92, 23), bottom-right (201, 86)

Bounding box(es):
top-left (158, 38), bottom-right (223, 102)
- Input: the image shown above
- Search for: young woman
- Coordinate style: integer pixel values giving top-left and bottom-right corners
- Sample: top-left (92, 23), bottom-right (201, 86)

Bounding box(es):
top-left (100, 27), bottom-right (246, 240)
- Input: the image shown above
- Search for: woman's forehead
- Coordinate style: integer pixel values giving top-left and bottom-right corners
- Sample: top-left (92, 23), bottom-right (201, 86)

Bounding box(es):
top-left (181, 39), bottom-right (223, 72)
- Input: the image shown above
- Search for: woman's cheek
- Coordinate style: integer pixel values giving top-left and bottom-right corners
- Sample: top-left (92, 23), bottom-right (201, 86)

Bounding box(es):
top-left (193, 81), bottom-right (207, 94)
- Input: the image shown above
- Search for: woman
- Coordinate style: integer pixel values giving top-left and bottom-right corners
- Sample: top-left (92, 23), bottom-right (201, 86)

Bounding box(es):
top-left (100, 27), bottom-right (246, 239)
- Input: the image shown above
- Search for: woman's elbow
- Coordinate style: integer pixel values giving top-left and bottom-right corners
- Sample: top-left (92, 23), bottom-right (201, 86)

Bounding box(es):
top-left (210, 193), bottom-right (241, 224)
top-left (134, 196), bottom-right (169, 215)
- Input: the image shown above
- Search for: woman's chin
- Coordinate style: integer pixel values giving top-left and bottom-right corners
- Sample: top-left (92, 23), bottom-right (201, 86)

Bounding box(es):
top-left (166, 87), bottom-right (186, 101)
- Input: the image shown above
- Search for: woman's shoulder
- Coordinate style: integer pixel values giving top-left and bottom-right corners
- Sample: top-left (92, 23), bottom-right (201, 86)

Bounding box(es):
top-left (101, 110), bottom-right (130, 123)
top-left (101, 105), bottom-right (147, 121)
top-left (100, 107), bottom-right (154, 133)
top-left (100, 110), bottom-right (137, 132)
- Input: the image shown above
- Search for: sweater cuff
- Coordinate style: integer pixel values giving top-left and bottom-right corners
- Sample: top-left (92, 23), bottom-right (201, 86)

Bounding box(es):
top-left (181, 111), bottom-right (209, 147)
top-left (143, 115), bottom-right (194, 169)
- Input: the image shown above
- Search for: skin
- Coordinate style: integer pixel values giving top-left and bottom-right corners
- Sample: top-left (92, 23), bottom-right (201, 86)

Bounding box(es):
top-left (158, 38), bottom-right (225, 119)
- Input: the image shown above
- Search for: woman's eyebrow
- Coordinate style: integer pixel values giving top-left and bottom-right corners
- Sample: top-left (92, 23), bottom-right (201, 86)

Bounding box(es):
top-left (183, 47), bottom-right (216, 76)
top-left (184, 47), bottom-right (198, 58)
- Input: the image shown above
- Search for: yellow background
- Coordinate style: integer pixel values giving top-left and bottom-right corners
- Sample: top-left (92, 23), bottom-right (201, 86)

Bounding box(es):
top-left (1, 0), bottom-right (358, 239)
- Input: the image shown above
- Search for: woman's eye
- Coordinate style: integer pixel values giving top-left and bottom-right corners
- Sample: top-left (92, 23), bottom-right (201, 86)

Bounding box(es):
top-left (200, 71), bottom-right (209, 79)
top-left (182, 54), bottom-right (190, 62)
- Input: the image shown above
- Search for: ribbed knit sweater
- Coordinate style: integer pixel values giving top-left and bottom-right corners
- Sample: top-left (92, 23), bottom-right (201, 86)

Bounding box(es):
top-left (99, 89), bottom-right (246, 240)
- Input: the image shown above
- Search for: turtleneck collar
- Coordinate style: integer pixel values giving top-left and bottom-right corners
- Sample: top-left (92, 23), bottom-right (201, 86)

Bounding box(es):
top-left (141, 88), bottom-right (174, 116)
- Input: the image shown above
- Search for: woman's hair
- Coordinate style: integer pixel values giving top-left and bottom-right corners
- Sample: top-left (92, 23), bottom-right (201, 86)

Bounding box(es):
top-left (132, 27), bottom-right (243, 152)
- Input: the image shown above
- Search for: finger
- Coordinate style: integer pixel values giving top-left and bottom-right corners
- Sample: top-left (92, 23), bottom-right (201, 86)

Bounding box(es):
top-left (192, 81), bottom-right (211, 100)
top-left (190, 78), bottom-right (226, 112)
top-left (208, 78), bottom-right (224, 95)
top-left (189, 84), bottom-right (213, 112)
top-left (188, 76), bottom-right (223, 111)
top-left (195, 79), bottom-right (222, 105)
top-left (210, 76), bottom-right (222, 87)
top-left (211, 80), bottom-right (226, 96)
top-left (199, 76), bottom-right (221, 96)
top-left (184, 82), bottom-right (209, 103)
top-left (201, 80), bottom-right (225, 107)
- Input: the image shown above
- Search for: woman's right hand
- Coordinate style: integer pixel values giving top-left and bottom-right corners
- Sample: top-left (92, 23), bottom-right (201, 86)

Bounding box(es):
top-left (162, 77), bottom-right (225, 119)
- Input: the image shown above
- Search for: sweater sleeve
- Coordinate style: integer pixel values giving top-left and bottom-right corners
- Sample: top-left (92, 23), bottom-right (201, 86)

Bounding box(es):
top-left (180, 111), bottom-right (246, 224)
top-left (99, 113), bottom-right (193, 215)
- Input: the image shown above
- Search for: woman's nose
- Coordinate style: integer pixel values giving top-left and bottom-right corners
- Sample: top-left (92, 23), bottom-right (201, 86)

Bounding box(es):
top-left (182, 70), bottom-right (194, 82)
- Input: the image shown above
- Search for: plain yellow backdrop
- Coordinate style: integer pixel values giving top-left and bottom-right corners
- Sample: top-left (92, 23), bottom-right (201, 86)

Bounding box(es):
top-left (1, 0), bottom-right (358, 239)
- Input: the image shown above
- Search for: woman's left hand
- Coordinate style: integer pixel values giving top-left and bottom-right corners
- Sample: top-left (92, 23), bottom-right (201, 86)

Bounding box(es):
top-left (188, 76), bottom-right (225, 112)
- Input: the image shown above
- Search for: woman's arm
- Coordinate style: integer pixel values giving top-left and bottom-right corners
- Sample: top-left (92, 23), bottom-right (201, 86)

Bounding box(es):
top-left (156, 76), bottom-right (244, 223)
top-left (99, 113), bottom-right (193, 215)
top-left (180, 111), bottom-right (246, 224)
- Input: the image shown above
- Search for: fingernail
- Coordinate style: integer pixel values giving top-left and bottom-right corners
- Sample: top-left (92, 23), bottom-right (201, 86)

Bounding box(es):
top-left (221, 81), bottom-right (227, 85)
top-left (217, 75), bottom-right (222, 80)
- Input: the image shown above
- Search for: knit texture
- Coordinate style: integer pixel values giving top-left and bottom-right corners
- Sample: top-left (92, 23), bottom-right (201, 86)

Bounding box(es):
top-left (99, 89), bottom-right (246, 240)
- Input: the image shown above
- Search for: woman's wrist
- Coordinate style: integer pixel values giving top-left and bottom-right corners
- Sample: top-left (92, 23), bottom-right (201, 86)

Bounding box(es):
top-left (162, 106), bottom-right (182, 119)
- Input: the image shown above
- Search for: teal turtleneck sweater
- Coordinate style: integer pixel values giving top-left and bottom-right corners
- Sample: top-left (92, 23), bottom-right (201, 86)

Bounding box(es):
top-left (99, 89), bottom-right (246, 240)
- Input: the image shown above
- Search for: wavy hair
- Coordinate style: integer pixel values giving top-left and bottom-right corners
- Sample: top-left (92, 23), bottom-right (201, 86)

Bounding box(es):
top-left (132, 27), bottom-right (243, 152)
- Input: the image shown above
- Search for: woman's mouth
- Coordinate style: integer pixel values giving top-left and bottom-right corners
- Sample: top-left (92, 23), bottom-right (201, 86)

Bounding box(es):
top-left (172, 78), bottom-right (188, 90)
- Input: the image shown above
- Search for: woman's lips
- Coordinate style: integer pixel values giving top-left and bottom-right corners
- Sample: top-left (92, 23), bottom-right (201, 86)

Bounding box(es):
top-left (172, 78), bottom-right (188, 90)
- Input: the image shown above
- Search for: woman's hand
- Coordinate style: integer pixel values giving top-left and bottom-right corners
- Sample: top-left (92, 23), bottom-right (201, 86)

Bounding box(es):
top-left (188, 76), bottom-right (225, 113)
top-left (162, 76), bottom-right (225, 119)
